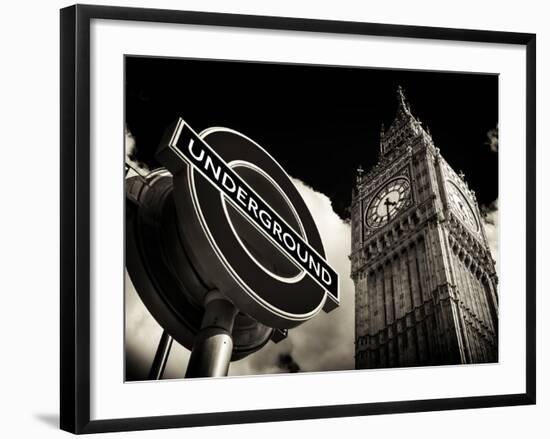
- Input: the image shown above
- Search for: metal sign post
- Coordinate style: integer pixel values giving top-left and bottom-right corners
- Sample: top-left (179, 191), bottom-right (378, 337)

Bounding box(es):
top-left (185, 290), bottom-right (239, 378)
top-left (148, 330), bottom-right (173, 380)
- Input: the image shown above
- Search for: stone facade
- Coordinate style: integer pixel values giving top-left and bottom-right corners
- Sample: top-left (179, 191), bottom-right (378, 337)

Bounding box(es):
top-left (351, 87), bottom-right (498, 369)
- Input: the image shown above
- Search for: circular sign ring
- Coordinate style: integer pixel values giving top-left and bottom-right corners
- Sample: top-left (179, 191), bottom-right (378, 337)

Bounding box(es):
top-left (170, 127), bottom-right (328, 328)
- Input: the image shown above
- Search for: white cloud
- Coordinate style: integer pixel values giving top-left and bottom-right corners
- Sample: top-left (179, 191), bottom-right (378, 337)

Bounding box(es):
top-left (481, 125), bottom-right (499, 272)
top-left (485, 126), bottom-right (498, 153)
top-left (125, 271), bottom-right (192, 380)
top-left (481, 199), bottom-right (499, 273)
top-left (124, 272), bottom-right (164, 378)
top-left (125, 126), bottom-right (149, 177)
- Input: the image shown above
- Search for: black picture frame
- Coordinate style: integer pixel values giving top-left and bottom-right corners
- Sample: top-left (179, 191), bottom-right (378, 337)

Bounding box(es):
top-left (60, 4), bottom-right (536, 434)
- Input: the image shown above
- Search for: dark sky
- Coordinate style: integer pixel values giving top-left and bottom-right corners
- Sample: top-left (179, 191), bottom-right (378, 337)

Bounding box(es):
top-left (125, 56), bottom-right (498, 219)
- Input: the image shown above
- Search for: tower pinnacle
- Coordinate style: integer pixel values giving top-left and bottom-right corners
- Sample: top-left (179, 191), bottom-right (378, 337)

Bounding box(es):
top-left (356, 164), bottom-right (364, 185)
top-left (396, 85), bottom-right (412, 116)
top-left (378, 86), bottom-right (418, 156)
top-left (397, 85), bottom-right (406, 105)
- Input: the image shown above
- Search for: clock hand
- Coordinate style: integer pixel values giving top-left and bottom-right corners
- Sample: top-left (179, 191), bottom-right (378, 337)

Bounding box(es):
top-left (383, 197), bottom-right (397, 221)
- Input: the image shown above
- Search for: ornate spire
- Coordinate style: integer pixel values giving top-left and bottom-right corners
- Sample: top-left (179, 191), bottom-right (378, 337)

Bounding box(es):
top-left (396, 85), bottom-right (411, 116)
top-left (378, 86), bottom-right (418, 156)
top-left (397, 85), bottom-right (406, 107)
top-left (356, 164), bottom-right (364, 185)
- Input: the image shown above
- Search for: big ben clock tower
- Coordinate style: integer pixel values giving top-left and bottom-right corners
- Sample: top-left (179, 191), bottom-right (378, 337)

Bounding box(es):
top-left (351, 87), bottom-right (498, 369)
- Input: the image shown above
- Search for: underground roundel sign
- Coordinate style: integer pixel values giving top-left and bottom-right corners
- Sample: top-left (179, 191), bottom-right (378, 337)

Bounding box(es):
top-left (156, 118), bottom-right (340, 329)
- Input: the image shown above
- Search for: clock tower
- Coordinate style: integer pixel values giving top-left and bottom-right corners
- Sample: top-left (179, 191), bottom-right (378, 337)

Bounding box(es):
top-left (351, 87), bottom-right (498, 369)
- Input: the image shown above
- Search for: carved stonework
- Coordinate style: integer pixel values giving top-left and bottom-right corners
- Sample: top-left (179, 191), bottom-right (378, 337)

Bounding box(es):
top-left (351, 88), bottom-right (499, 369)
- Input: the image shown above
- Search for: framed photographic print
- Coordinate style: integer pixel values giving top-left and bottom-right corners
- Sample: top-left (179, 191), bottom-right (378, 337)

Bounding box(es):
top-left (60, 4), bottom-right (536, 434)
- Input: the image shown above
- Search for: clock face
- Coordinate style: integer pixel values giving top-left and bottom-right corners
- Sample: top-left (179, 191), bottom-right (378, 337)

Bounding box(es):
top-left (446, 180), bottom-right (479, 232)
top-left (365, 178), bottom-right (412, 228)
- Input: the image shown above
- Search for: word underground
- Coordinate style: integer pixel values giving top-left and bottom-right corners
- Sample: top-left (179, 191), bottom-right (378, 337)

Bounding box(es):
top-left (167, 120), bottom-right (339, 301)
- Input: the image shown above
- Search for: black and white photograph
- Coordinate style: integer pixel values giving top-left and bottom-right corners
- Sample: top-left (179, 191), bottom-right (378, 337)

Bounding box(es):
top-left (124, 56), bottom-right (499, 381)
